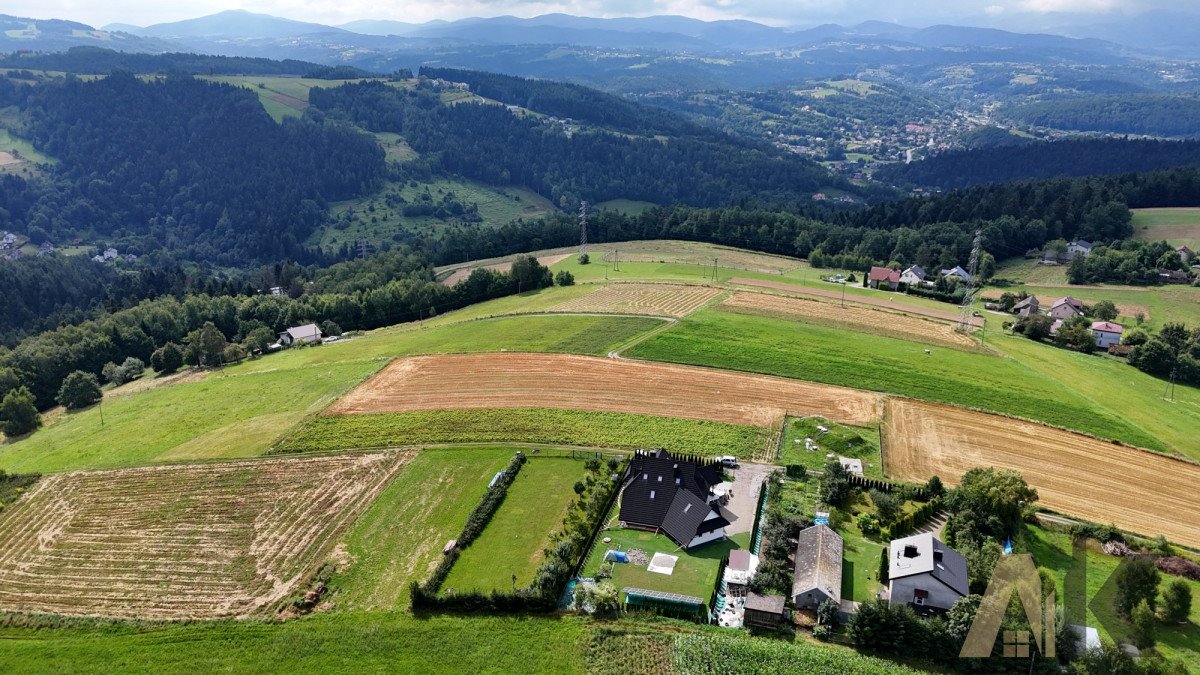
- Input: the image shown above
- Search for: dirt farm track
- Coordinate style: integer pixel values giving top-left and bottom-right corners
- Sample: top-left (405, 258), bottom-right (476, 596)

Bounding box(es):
top-left (328, 353), bottom-right (882, 428)
top-left (884, 399), bottom-right (1200, 549)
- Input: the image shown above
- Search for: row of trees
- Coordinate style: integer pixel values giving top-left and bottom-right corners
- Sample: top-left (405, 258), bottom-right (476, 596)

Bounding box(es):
top-left (1068, 240), bottom-right (1195, 285)
top-left (0, 256), bottom-right (558, 410)
top-left (1126, 322), bottom-right (1200, 387)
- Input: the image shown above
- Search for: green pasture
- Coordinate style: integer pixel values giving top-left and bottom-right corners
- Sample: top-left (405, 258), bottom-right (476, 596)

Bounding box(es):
top-left (989, 333), bottom-right (1200, 458)
top-left (0, 360), bottom-right (380, 474)
top-left (310, 177), bottom-right (555, 251)
top-left (581, 528), bottom-right (745, 608)
top-left (444, 457), bottom-right (585, 593)
top-left (626, 308), bottom-right (1164, 451)
top-left (277, 408), bottom-right (770, 458)
top-left (779, 417), bottom-right (884, 478)
top-left (330, 448), bottom-right (513, 611)
top-left (1132, 207), bottom-right (1200, 249)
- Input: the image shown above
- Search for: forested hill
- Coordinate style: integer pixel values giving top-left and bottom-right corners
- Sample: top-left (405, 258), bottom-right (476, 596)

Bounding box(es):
top-left (311, 80), bottom-right (861, 209)
top-left (0, 47), bottom-right (334, 76)
top-left (1, 73), bottom-right (385, 264)
top-left (417, 67), bottom-right (709, 138)
top-left (878, 138), bottom-right (1200, 190)
top-left (1002, 95), bottom-right (1200, 137)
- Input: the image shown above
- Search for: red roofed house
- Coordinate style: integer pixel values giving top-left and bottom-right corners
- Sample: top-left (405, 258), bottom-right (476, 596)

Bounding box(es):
top-left (868, 266), bottom-right (901, 291)
top-left (1091, 321), bottom-right (1124, 349)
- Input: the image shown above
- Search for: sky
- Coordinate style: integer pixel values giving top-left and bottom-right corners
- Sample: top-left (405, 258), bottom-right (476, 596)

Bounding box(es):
top-left (6, 0), bottom-right (1182, 29)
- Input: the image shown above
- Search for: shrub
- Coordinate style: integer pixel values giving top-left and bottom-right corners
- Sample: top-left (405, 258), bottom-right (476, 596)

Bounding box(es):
top-left (120, 357), bottom-right (145, 380)
top-left (812, 625), bottom-right (832, 641)
top-left (1155, 556), bottom-right (1200, 581)
top-left (1160, 580), bottom-right (1192, 624)
top-left (554, 270), bottom-right (575, 286)
top-left (0, 386), bottom-right (40, 437)
top-left (785, 464), bottom-right (807, 479)
top-left (817, 598), bottom-right (839, 626)
top-left (57, 371), bottom-right (102, 410)
top-left (1131, 599), bottom-right (1157, 648)
top-left (150, 342), bottom-right (184, 375)
top-left (856, 512), bottom-right (880, 536)
top-left (1114, 557), bottom-right (1161, 618)
top-left (320, 320), bottom-right (342, 337)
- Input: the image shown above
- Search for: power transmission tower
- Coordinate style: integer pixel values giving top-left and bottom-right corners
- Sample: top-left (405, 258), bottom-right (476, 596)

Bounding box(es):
top-left (357, 239), bottom-right (372, 260)
top-left (957, 228), bottom-right (984, 333)
top-left (712, 257), bottom-right (719, 282)
top-left (578, 201), bottom-right (589, 258)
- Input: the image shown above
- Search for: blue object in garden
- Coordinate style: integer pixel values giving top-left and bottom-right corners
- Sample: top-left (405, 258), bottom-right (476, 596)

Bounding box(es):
top-left (1003, 537), bottom-right (1013, 555)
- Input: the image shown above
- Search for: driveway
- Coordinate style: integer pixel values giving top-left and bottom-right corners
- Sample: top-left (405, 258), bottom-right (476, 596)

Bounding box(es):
top-left (722, 463), bottom-right (777, 536)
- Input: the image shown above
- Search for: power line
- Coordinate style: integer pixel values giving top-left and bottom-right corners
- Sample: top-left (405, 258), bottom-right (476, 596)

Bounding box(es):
top-left (957, 228), bottom-right (984, 333)
top-left (579, 201), bottom-right (589, 258)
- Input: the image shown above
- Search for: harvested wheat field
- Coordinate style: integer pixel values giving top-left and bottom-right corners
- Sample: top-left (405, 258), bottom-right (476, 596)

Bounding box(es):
top-left (329, 353), bottom-right (881, 428)
top-left (731, 277), bottom-right (984, 327)
top-left (0, 452), bottom-right (411, 619)
top-left (883, 399), bottom-right (1200, 548)
top-left (720, 291), bottom-right (977, 349)
top-left (550, 283), bottom-right (723, 318)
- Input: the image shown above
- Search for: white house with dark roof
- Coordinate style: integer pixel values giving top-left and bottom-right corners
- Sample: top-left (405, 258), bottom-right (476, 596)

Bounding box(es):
top-left (1067, 240), bottom-right (1093, 259)
top-left (792, 524), bottom-right (844, 610)
top-left (887, 532), bottom-right (969, 614)
top-left (618, 450), bottom-right (730, 550)
top-left (941, 266), bottom-right (970, 283)
top-left (1091, 321), bottom-right (1124, 349)
top-left (899, 265), bottom-right (927, 286)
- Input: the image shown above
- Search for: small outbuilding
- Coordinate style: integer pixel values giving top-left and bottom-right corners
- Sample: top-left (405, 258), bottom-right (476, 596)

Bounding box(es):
top-left (792, 523), bottom-right (844, 610)
top-left (744, 592), bottom-right (787, 629)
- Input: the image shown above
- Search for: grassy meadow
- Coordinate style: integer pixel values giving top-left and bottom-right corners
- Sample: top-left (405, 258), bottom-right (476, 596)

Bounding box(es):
top-left (329, 448), bottom-right (514, 611)
top-left (444, 457), bottom-right (584, 593)
top-left (1029, 526), bottom-right (1200, 665)
top-left (1132, 207), bottom-right (1200, 249)
top-left (779, 417), bottom-right (884, 478)
top-left (581, 529), bottom-right (745, 607)
top-left (627, 308), bottom-right (1164, 451)
top-left (277, 409), bottom-right (771, 458)
top-left (310, 177), bottom-right (555, 251)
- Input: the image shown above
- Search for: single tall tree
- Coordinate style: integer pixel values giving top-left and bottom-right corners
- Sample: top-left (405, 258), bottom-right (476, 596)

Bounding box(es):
top-left (0, 386), bottom-right (41, 437)
top-left (57, 371), bottom-right (102, 411)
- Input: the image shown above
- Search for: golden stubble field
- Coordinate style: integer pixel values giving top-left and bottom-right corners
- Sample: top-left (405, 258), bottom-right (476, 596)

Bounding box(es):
top-left (327, 352), bottom-right (882, 428)
top-left (883, 399), bottom-right (1200, 549)
top-left (0, 452), bottom-right (412, 619)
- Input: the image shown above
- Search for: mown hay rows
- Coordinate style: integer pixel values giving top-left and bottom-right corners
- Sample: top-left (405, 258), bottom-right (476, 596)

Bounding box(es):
top-left (0, 452), bottom-right (411, 619)
top-left (328, 353), bottom-right (881, 428)
top-left (883, 399), bottom-right (1200, 549)
top-left (550, 283), bottom-right (723, 318)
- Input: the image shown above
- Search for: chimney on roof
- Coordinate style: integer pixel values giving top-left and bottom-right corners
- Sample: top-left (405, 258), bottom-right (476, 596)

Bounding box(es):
top-left (904, 544), bottom-right (919, 559)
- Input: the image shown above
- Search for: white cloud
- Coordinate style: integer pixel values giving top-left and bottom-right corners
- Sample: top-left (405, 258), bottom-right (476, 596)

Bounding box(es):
top-left (1016, 0), bottom-right (1123, 12)
top-left (984, 4), bottom-right (1006, 15)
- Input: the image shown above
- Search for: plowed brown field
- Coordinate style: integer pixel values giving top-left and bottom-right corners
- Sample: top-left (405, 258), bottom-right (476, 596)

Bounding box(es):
top-left (720, 291), bottom-right (977, 349)
top-left (883, 399), bottom-right (1200, 548)
top-left (328, 353), bottom-right (881, 428)
top-left (0, 452), bottom-right (411, 619)
top-left (551, 283), bottom-right (723, 318)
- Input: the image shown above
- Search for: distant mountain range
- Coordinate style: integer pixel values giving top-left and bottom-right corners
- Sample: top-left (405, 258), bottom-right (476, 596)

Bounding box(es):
top-left (0, 9), bottom-right (1196, 74)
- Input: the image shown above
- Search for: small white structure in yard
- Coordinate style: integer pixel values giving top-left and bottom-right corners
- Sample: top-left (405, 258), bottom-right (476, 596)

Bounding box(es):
top-left (279, 323), bottom-right (322, 347)
top-left (792, 524), bottom-right (843, 610)
top-left (838, 456), bottom-right (864, 476)
top-left (723, 549), bottom-right (759, 587)
top-left (888, 532), bottom-right (969, 614)
top-left (1091, 321), bottom-right (1124, 349)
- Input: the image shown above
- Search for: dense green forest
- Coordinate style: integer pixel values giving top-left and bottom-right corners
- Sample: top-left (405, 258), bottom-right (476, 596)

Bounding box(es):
top-left (1003, 96), bottom-right (1200, 137)
top-left (878, 138), bottom-right (1200, 189)
top-left (418, 67), bottom-right (706, 138)
top-left (1, 73), bottom-right (386, 264)
top-left (310, 80), bottom-right (855, 209)
top-left (0, 47), bottom-right (337, 76)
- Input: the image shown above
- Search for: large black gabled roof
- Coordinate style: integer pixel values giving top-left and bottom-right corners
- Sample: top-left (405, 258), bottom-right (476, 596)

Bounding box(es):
top-left (620, 449), bottom-right (728, 548)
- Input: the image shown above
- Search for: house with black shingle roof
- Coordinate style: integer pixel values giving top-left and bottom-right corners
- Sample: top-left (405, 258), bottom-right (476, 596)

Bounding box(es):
top-left (618, 450), bottom-right (730, 550)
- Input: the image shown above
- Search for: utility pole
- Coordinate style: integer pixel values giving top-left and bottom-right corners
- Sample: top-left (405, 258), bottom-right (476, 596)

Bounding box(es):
top-left (613, 248), bottom-right (619, 271)
top-left (957, 228), bottom-right (984, 333)
top-left (841, 279), bottom-right (846, 308)
top-left (712, 257), bottom-right (719, 283)
top-left (578, 201), bottom-right (589, 258)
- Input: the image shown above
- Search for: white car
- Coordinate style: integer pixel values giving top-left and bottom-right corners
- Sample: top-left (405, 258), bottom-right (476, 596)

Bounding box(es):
top-left (718, 456), bottom-right (739, 468)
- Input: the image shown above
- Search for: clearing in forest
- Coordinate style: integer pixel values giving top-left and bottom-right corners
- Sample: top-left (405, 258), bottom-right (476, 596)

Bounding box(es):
top-left (719, 291), bottom-right (977, 349)
top-left (327, 353), bottom-right (881, 428)
top-left (882, 399), bottom-right (1200, 549)
top-left (0, 452), bottom-right (411, 619)
top-left (550, 283), bottom-right (723, 318)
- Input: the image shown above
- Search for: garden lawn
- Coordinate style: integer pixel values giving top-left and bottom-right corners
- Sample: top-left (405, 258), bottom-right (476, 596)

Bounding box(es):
top-left (330, 448), bottom-right (514, 610)
top-left (443, 457), bottom-right (584, 593)
top-left (779, 416), bottom-right (884, 478)
top-left (228, 314), bottom-right (662, 375)
top-left (0, 613), bottom-right (588, 674)
top-left (990, 333), bottom-right (1200, 460)
top-left (627, 309), bottom-right (1163, 451)
top-left (1028, 526), bottom-right (1200, 668)
top-left (582, 528), bottom-right (739, 608)
top-left (277, 408), bottom-right (771, 457)
top-left (0, 361), bottom-right (380, 474)
top-left (834, 494), bottom-right (888, 604)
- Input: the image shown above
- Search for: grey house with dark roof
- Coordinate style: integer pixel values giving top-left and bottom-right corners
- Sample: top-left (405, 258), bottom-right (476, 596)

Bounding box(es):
top-left (887, 532), bottom-right (969, 614)
top-left (792, 524), bottom-right (843, 610)
top-left (618, 450), bottom-right (730, 550)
